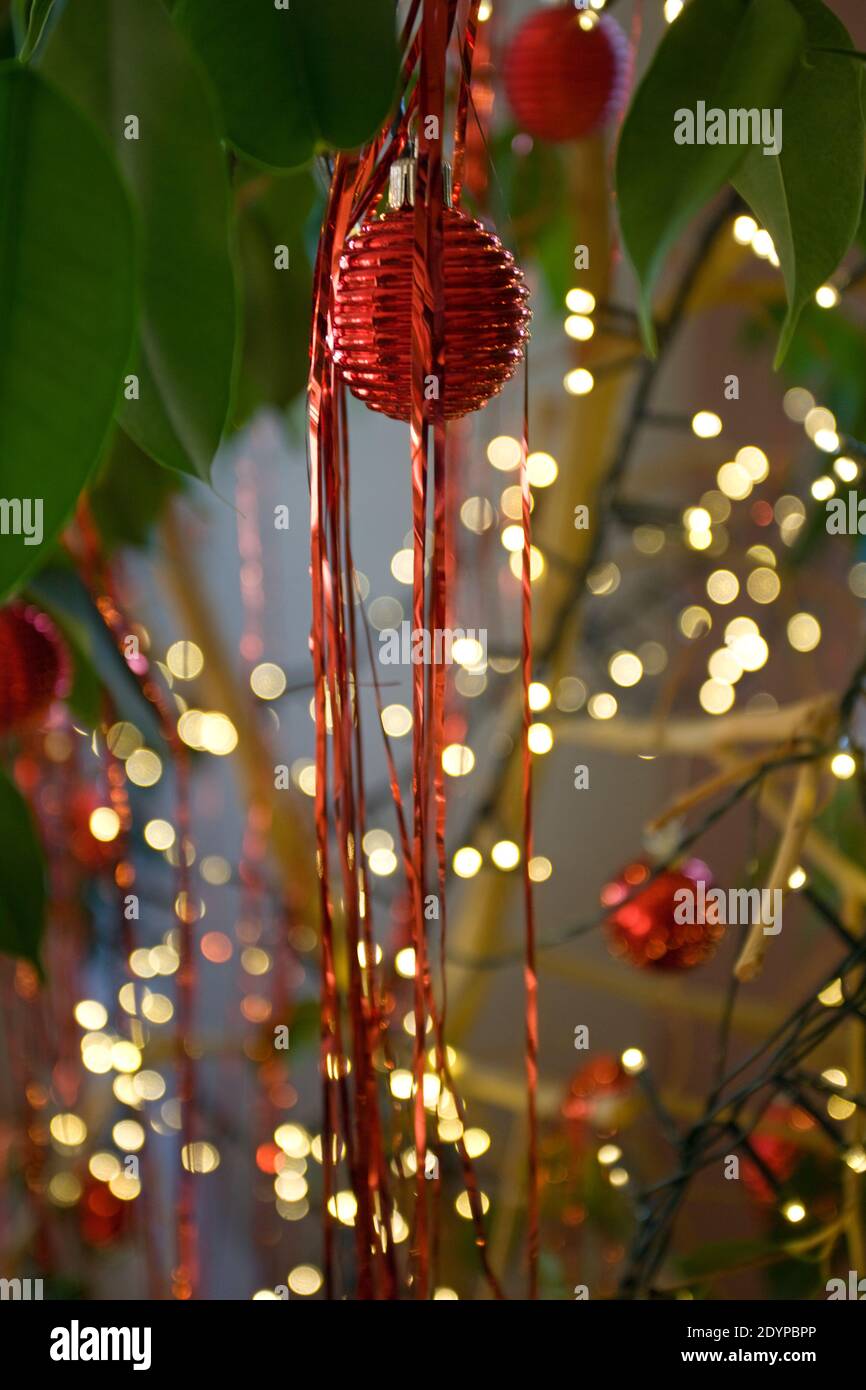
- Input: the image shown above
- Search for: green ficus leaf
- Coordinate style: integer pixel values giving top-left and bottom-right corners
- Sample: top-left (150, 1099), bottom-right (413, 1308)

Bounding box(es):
top-left (616, 0), bottom-right (805, 352)
top-left (234, 167), bottom-right (316, 426)
top-left (42, 607), bottom-right (103, 729)
top-left (43, 0), bottom-right (239, 483)
top-left (87, 426), bottom-right (183, 553)
top-left (173, 0), bottom-right (400, 169)
top-left (732, 0), bottom-right (865, 367)
top-left (27, 565), bottom-right (164, 746)
top-left (0, 764), bottom-right (46, 970)
top-left (18, 0), bottom-right (55, 61)
top-left (0, 63), bottom-right (136, 600)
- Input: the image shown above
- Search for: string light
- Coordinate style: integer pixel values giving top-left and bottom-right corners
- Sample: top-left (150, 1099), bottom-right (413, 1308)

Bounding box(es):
top-left (787, 613), bottom-right (821, 653)
top-left (564, 367), bottom-right (594, 396)
top-left (491, 840), bottom-right (520, 870)
top-left (565, 288), bottom-right (596, 314)
top-left (621, 1048), bottom-right (646, 1076)
top-left (588, 692), bottom-right (617, 720)
top-left (526, 451), bottom-right (558, 487)
top-left (565, 313), bottom-right (594, 341)
top-left (166, 640), bottom-right (204, 680)
top-left (834, 456), bottom-right (859, 482)
top-left (732, 213), bottom-right (758, 244)
top-left (609, 652), bottom-right (643, 687)
top-left (692, 411), bottom-right (722, 438)
top-left (782, 1200), bottom-right (806, 1224)
top-left (830, 751), bottom-right (856, 780)
top-left (442, 743), bottom-right (475, 776)
top-left (527, 722), bottom-right (553, 754)
top-left (487, 435), bottom-right (521, 471)
top-left (453, 846), bottom-right (482, 878)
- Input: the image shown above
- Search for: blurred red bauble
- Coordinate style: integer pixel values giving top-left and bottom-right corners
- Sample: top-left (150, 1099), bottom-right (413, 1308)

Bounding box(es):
top-left (69, 787), bottom-right (123, 875)
top-left (603, 859), bottom-right (724, 971)
top-left (562, 1053), bottom-right (634, 1148)
top-left (0, 603), bottom-right (69, 735)
top-left (332, 206), bottom-right (530, 421)
top-left (742, 1104), bottom-right (808, 1203)
top-left (503, 10), bottom-right (630, 143)
top-left (79, 1175), bottom-right (131, 1247)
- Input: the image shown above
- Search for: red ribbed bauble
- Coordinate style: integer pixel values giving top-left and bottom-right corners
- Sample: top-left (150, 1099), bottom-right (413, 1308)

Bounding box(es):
top-left (603, 859), bottom-right (724, 971)
top-left (0, 603), bottom-right (69, 735)
top-left (504, 9), bottom-right (630, 143)
top-left (331, 207), bottom-right (531, 421)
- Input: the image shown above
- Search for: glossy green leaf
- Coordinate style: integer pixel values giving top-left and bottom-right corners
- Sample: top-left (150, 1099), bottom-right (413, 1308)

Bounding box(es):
top-left (616, 0), bottom-right (804, 350)
top-left (18, 0), bottom-right (54, 60)
top-left (43, 0), bottom-right (238, 481)
top-left (0, 63), bottom-right (136, 600)
top-left (27, 566), bottom-right (164, 745)
top-left (88, 427), bottom-right (183, 552)
top-left (46, 608), bottom-right (103, 728)
top-left (732, 0), bottom-right (865, 366)
top-left (0, 764), bottom-right (46, 969)
top-left (234, 167), bottom-right (315, 424)
top-left (174, 0), bottom-right (400, 169)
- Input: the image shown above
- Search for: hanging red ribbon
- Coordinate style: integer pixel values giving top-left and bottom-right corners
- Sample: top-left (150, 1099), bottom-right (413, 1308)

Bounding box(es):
top-left (519, 372), bottom-right (539, 1299)
top-left (307, 0), bottom-right (521, 1301)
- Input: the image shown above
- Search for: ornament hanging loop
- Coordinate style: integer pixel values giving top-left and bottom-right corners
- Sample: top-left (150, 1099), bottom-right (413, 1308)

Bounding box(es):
top-left (388, 141), bottom-right (453, 211)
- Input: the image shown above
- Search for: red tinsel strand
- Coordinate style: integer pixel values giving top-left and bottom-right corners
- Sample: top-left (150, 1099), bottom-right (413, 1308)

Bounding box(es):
top-left (309, 374), bottom-right (340, 1300)
top-left (337, 0), bottom-right (506, 1298)
top-left (322, 401), bottom-right (363, 1243)
top-left (429, 431), bottom-right (449, 1035)
top-left (340, 396), bottom-right (399, 1300)
top-left (310, 146), bottom-right (395, 1295)
top-left (309, 0), bottom-right (512, 1301)
top-left (309, 153), bottom-right (359, 1297)
top-left (451, 0), bottom-right (483, 204)
top-left (407, 0), bottom-right (451, 1300)
top-left (354, 596), bottom-right (505, 1297)
top-left (520, 365), bottom-right (540, 1299)
top-left (324, 386), bottom-right (379, 1296)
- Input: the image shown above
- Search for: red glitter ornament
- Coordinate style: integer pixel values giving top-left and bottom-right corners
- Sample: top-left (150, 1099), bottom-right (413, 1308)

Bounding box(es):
top-left (603, 859), bottom-right (724, 971)
top-left (0, 603), bottom-right (69, 735)
top-left (332, 204), bottom-right (530, 421)
top-left (504, 9), bottom-right (630, 143)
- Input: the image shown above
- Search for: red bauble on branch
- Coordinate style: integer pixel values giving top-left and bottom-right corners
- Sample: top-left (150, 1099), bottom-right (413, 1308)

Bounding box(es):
top-left (562, 1053), bottom-right (635, 1149)
top-left (69, 787), bottom-right (123, 876)
top-left (0, 603), bottom-right (69, 735)
top-left (742, 1104), bottom-right (808, 1204)
top-left (332, 202), bottom-right (530, 422)
top-left (603, 859), bottom-right (724, 971)
top-left (503, 9), bottom-right (630, 143)
top-left (79, 1173), bottom-right (132, 1247)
